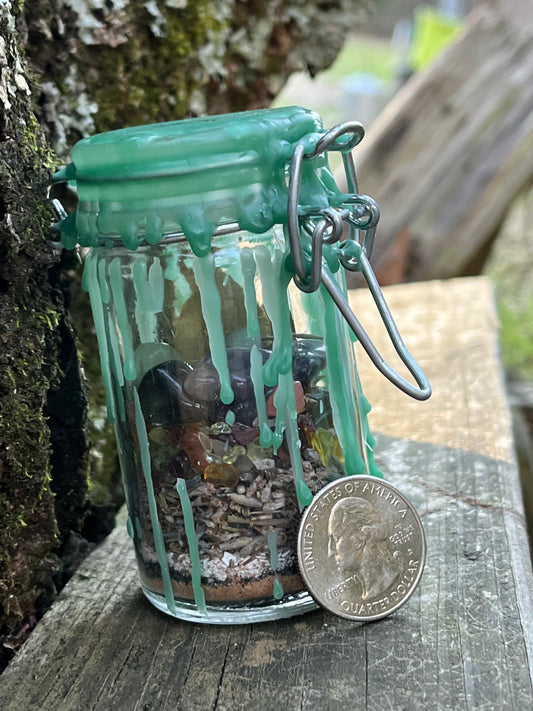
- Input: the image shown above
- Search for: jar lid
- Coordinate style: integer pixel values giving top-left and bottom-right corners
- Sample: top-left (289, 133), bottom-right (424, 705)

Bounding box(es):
top-left (54, 106), bottom-right (345, 254)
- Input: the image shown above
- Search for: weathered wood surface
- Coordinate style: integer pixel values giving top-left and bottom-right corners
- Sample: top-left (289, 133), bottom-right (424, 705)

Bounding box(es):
top-left (1, 277), bottom-right (532, 710)
top-left (352, 8), bottom-right (533, 284)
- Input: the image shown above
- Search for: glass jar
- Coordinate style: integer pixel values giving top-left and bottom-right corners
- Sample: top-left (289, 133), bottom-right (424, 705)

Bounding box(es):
top-left (54, 106), bottom-right (430, 623)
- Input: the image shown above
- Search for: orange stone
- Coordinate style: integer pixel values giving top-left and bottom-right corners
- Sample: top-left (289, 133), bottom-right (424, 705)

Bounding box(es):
top-left (203, 462), bottom-right (240, 488)
top-left (266, 381), bottom-right (305, 416)
top-left (181, 430), bottom-right (211, 472)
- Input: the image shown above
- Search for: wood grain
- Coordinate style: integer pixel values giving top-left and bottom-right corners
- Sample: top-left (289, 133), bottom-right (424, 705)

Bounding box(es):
top-left (1, 277), bottom-right (532, 710)
top-left (351, 8), bottom-right (533, 283)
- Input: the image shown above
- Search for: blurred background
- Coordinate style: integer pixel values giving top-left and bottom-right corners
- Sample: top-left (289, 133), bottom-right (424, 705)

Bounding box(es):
top-left (276, 1), bottom-right (470, 128)
top-left (275, 0), bottom-right (533, 529)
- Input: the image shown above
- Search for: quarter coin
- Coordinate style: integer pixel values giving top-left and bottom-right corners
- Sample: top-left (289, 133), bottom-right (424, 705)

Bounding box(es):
top-left (297, 475), bottom-right (426, 621)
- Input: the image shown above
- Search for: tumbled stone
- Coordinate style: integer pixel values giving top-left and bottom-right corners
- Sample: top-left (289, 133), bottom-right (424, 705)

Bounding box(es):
top-left (203, 462), bottom-right (240, 488)
top-left (294, 381), bottom-right (305, 411)
top-left (181, 430), bottom-right (213, 472)
top-left (273, 453), bottom-right (291, 470)
top-left (208, 421), bottom-right (232, 435)
top-left (233, 454), bottom-right (254, 474)
top-left (183, 347), bottom-right (273, 425)
top-left (246, 440), bottom-right (272, 462)
top-left (138, 338), bottom-right (326, 428)
top-left (169, 450), bottom-right (192, 480)
top-left (231, 422), bottom-right (260, 446)
top-left (265, 380), bottom-right (305, 416)
top-left (292, 337), bottom-right (327, 388)
top-left (182, 358), bottom-right (219, 402)
top-left (222, 445), bottom-right (246, 465)
top-left (138, 359), bottom-right (211, 426)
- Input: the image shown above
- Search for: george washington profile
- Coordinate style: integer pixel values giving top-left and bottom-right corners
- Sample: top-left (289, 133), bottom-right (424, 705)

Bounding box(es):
top-left (328, 496), bottom-right (402, 600)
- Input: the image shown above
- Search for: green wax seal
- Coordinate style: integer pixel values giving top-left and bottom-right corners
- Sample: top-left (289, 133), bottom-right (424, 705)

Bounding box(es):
top-left (53, 106), bottom-right (347, 254)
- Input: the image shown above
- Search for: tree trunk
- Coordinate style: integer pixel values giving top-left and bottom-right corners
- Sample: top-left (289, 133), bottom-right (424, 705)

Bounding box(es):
top-left (25, 0), bottom-right (371, 158)
top-left (1, 0), bottom-right (370, 669)
top-left (0, 3), bottom-right (90, 668)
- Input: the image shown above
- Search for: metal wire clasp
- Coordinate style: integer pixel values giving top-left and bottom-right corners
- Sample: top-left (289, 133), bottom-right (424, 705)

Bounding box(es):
top-left (287, 122), bottom-right (431, 401)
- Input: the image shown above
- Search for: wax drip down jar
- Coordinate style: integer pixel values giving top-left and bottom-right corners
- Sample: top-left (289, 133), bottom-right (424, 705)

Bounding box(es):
top-left (53, 106), bottom-right (431, 624)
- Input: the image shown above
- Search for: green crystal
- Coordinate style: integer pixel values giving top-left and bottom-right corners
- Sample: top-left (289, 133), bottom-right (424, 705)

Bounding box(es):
top-left (222, 445), bottom-right (246, 465)
top-left (310, 428), bottom-right (344, 467)
top-left (246, 440), bottom-right (273, 462)
top-left (209, 421), bottom-right (232, 435)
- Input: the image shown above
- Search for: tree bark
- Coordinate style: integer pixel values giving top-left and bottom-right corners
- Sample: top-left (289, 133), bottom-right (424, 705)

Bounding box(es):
top-left (1, 0), bottom-right (370, 669)
top-left (25, 0), bottom-right (371, 158)
top-left (0, 2), bottom-right (90, 667)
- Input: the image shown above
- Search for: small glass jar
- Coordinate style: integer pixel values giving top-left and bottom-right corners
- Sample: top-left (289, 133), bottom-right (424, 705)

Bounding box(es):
top-left (55, 107), bottom-right (429, 623)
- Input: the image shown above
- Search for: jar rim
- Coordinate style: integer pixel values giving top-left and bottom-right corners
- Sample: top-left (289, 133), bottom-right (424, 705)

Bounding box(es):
top-left (54, 106), bottom-right (345, 254)
top-left (59, 106), bottom-right (322, 185)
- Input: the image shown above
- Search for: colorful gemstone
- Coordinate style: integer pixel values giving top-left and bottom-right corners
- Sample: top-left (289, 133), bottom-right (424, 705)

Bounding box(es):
top-left (203, 462), bottom-right (240, 488)
top-left (310, 428), bottom-right (344, 466)
top-left (266, 380), bottom-right (305, 416)
top-left (181, 429), bottom-right (212, 472)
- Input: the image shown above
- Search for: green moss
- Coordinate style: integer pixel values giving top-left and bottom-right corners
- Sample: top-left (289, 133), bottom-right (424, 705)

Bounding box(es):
top-left (36, 308), bottom-right (61, 331)
top-left (21, 115), bottom-right (57, 171)
top-left (0, 101), bottom-right (62, 632)
top-left (80, 0), bottom-right (227, 134)
top-left (0, 303), bottom-right (58, 572)
top-left (497, 300), bottom-right (533, 380)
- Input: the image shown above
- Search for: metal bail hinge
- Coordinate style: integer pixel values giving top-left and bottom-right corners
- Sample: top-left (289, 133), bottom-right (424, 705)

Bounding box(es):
top-left (287, 122), bottom-right (431, 402)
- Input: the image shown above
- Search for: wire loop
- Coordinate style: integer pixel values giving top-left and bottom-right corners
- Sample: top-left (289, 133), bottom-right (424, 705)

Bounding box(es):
top-left (287, 123), bottom-right (431, 401)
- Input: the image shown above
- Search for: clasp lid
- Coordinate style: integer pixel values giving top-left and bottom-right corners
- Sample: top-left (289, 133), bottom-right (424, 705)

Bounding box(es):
top-left (53, 106), bottom-right (349, 254)
top-left (287, 121), bottom-right (431, 402)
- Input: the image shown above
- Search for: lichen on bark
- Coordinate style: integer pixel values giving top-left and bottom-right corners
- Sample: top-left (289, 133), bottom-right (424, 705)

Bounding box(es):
top-left (24, 0), bottom-right (371, 157)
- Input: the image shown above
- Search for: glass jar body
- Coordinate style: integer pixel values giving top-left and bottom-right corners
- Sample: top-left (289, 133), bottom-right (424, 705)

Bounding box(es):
top-left (84, 226), bottom-right (371, 623)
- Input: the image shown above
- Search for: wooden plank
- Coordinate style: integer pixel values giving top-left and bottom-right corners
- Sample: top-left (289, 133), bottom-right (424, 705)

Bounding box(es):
top-left (1, 277), bottom-right (532, 710)
top-left (351, 8), bottom-right (533, 283)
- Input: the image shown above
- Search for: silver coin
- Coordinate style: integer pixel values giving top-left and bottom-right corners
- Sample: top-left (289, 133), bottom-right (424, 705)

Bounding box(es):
top-left (297, 475), bottom-right (426, 621)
